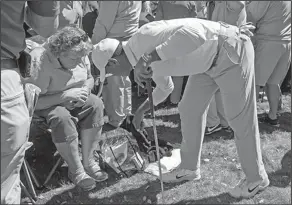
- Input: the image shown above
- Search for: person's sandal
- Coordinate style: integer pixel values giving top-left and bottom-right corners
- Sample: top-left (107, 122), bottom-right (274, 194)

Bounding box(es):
top-left (68, 170), bottom-right (96, 191)
top-left (84, 162), bottom-right (108, 182)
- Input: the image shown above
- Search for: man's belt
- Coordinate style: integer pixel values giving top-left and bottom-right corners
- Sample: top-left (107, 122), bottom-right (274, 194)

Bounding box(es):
top-left (1, 58), bottom-right (18, 70)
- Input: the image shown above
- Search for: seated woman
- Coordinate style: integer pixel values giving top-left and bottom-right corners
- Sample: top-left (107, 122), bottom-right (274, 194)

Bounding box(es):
top-left (27, 25), bottom-right (108, 191)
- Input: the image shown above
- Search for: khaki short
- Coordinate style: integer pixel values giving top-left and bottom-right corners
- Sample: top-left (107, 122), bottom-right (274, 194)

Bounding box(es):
top-left (254, 41), bottom-right (291, 86)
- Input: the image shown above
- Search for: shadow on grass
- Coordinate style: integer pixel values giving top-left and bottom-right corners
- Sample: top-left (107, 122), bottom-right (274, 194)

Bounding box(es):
top-left (258, 112), bottom-right (292, 133)
top-left (44, 179), bottom-right (177, 204)
top-left (175, 193), bottom-right (242, 204)
top-left (268, 149), bottom-right (291, 188)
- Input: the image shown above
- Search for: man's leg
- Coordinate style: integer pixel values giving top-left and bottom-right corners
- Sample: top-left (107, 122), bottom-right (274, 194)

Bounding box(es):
top-left (206, 95), bottom-right (222, 135)
top-left (214, 90), bottom-right (230, 129)
top-left (123, 76), bottom-right (132, 116)
top-left (254, 41), bottom-right (284, 101)
top-left (265, 84), bottom-right (281, 119)
top-left (1, 69), bottom-right (30, 204)
top-left (102, 76), bottom-right (127, 127)
top-left (71, 95), bottom-right (108, 182)
top-left (162, 73), bottom-right (218, 183)
top-left (266, 42), bottom-right (291, 121)
top-left (215, 35), bottom-right (268, 198)
top-left (36, 106), bottom-right (96, 191)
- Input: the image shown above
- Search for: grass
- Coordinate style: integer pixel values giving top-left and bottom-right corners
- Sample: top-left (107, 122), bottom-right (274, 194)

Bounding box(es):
top-left (22, 91), bottom-right (291, 204)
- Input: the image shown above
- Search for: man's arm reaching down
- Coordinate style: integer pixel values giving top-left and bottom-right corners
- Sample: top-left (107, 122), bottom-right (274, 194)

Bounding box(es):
top-left (133, 76), bottom-right (174, 130)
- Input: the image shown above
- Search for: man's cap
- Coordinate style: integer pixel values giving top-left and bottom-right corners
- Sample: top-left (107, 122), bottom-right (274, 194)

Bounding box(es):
top-left (92, 38), bottom-right (120, 82)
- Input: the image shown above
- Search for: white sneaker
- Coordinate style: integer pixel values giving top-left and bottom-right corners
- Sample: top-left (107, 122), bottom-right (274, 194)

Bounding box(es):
top-left (229, 177), bottom-right (270, 198)
top-left (162, 168), bottom-right (201, 183)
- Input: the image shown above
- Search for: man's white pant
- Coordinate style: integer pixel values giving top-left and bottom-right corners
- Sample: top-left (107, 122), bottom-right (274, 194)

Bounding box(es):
top-left (102, 75), bottom-right (132, 127)
top-left (206, 90), bottom-right (228, 127)
top-left (178, 34), bottom-right (267, 183)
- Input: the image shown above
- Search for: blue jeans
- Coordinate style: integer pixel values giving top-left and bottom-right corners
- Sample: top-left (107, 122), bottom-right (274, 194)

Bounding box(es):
top-left (1, 68), bottom-right (30, 204)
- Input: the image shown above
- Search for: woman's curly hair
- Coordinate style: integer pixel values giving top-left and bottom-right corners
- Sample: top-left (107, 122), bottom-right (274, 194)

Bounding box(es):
top-left (47, 25), bottom-right (93, 57)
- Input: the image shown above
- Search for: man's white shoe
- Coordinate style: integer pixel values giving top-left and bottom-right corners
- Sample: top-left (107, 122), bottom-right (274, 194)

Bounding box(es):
top-left (162, 168), bottom-right (201, 183)
top-left (229, 177), bottom-right (270, 198)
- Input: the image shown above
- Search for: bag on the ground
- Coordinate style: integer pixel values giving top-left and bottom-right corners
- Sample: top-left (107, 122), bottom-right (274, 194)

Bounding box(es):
top-left (97, 133), bottom-right (145, 177)
top-left (120, 115), bottom-right (174, 163)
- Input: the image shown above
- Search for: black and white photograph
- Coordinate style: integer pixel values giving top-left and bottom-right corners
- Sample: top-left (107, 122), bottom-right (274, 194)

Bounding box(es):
top-left (1, 1), bottom-right (291, 204)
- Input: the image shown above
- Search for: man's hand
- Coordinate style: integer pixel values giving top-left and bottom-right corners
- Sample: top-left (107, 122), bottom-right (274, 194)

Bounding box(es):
top-left (134, 55), bottom-right (153, 88)
top-left (64, 87), bottom-right (89, 107)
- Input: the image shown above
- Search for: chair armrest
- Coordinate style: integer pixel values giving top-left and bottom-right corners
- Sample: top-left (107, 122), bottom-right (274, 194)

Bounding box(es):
top-left (24, 83), bottom-right (41, 118)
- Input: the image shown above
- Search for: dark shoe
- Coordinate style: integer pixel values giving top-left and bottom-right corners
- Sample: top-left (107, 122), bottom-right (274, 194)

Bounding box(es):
top-left (222, 126), bottom-right (233, 133)
top-left (259, 114), bottom-right (279, 126)
top-left (205, 124), bottom-right (222, 135)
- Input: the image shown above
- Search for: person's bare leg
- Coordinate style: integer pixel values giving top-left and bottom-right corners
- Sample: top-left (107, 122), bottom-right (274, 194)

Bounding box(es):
top-left (266, 83), bottom-right (281, 119)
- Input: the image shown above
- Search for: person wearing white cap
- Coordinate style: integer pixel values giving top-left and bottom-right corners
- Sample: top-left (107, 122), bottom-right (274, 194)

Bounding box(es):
top-left (91, 1), bottom-right (142, 128)
top-left (91, 18), bottom-right (269, 198)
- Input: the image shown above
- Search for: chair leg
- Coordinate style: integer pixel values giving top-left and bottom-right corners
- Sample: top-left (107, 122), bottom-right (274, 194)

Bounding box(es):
top-left (43, 156), bottom-right (63, 187)
top-left (24, 159), bottom-right (42, 189)
top-left (20, 181), bottom-right (36, 205)
top-left (22, 160), bottom-right (38, 201)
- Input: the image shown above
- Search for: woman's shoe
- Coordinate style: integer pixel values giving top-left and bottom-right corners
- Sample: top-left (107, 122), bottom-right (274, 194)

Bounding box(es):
top-left (68, 169), bottom-right (96, 191)
top-left (84, 162), bottom-right (108, 182)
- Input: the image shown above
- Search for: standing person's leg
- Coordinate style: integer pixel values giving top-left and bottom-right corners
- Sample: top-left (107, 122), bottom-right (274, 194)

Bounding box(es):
top-left (163, 73), bottom-right (218, 183)
top-left (102, 75), bottom-right (127, 127)
top-left (170, 76), bottom-right (184, 104)
top-left (123, 76), bottom-right (132, 116)
top-left (214, 35), bottom-right (268, 198)
top-left (214, 90), bottom-right (231, 130)
top-left (265, 43), bottom-right (291, 122)
top-left (1, 69), bottom-right (30, 204)
top-left (254, 41), bottom-right (283, 102)
top-left (206, 95), bottom-right (221, 134)
top-left (71, 95), bottom-right (108, 182)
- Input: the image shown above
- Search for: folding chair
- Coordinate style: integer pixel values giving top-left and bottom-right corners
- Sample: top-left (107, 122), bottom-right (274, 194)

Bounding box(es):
top-left (29, 115), bottom-right (63, 188)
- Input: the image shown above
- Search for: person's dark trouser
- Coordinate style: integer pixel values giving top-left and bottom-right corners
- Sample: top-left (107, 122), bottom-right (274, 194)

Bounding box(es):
top-left (35, 94), bottom-right (104, 143)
